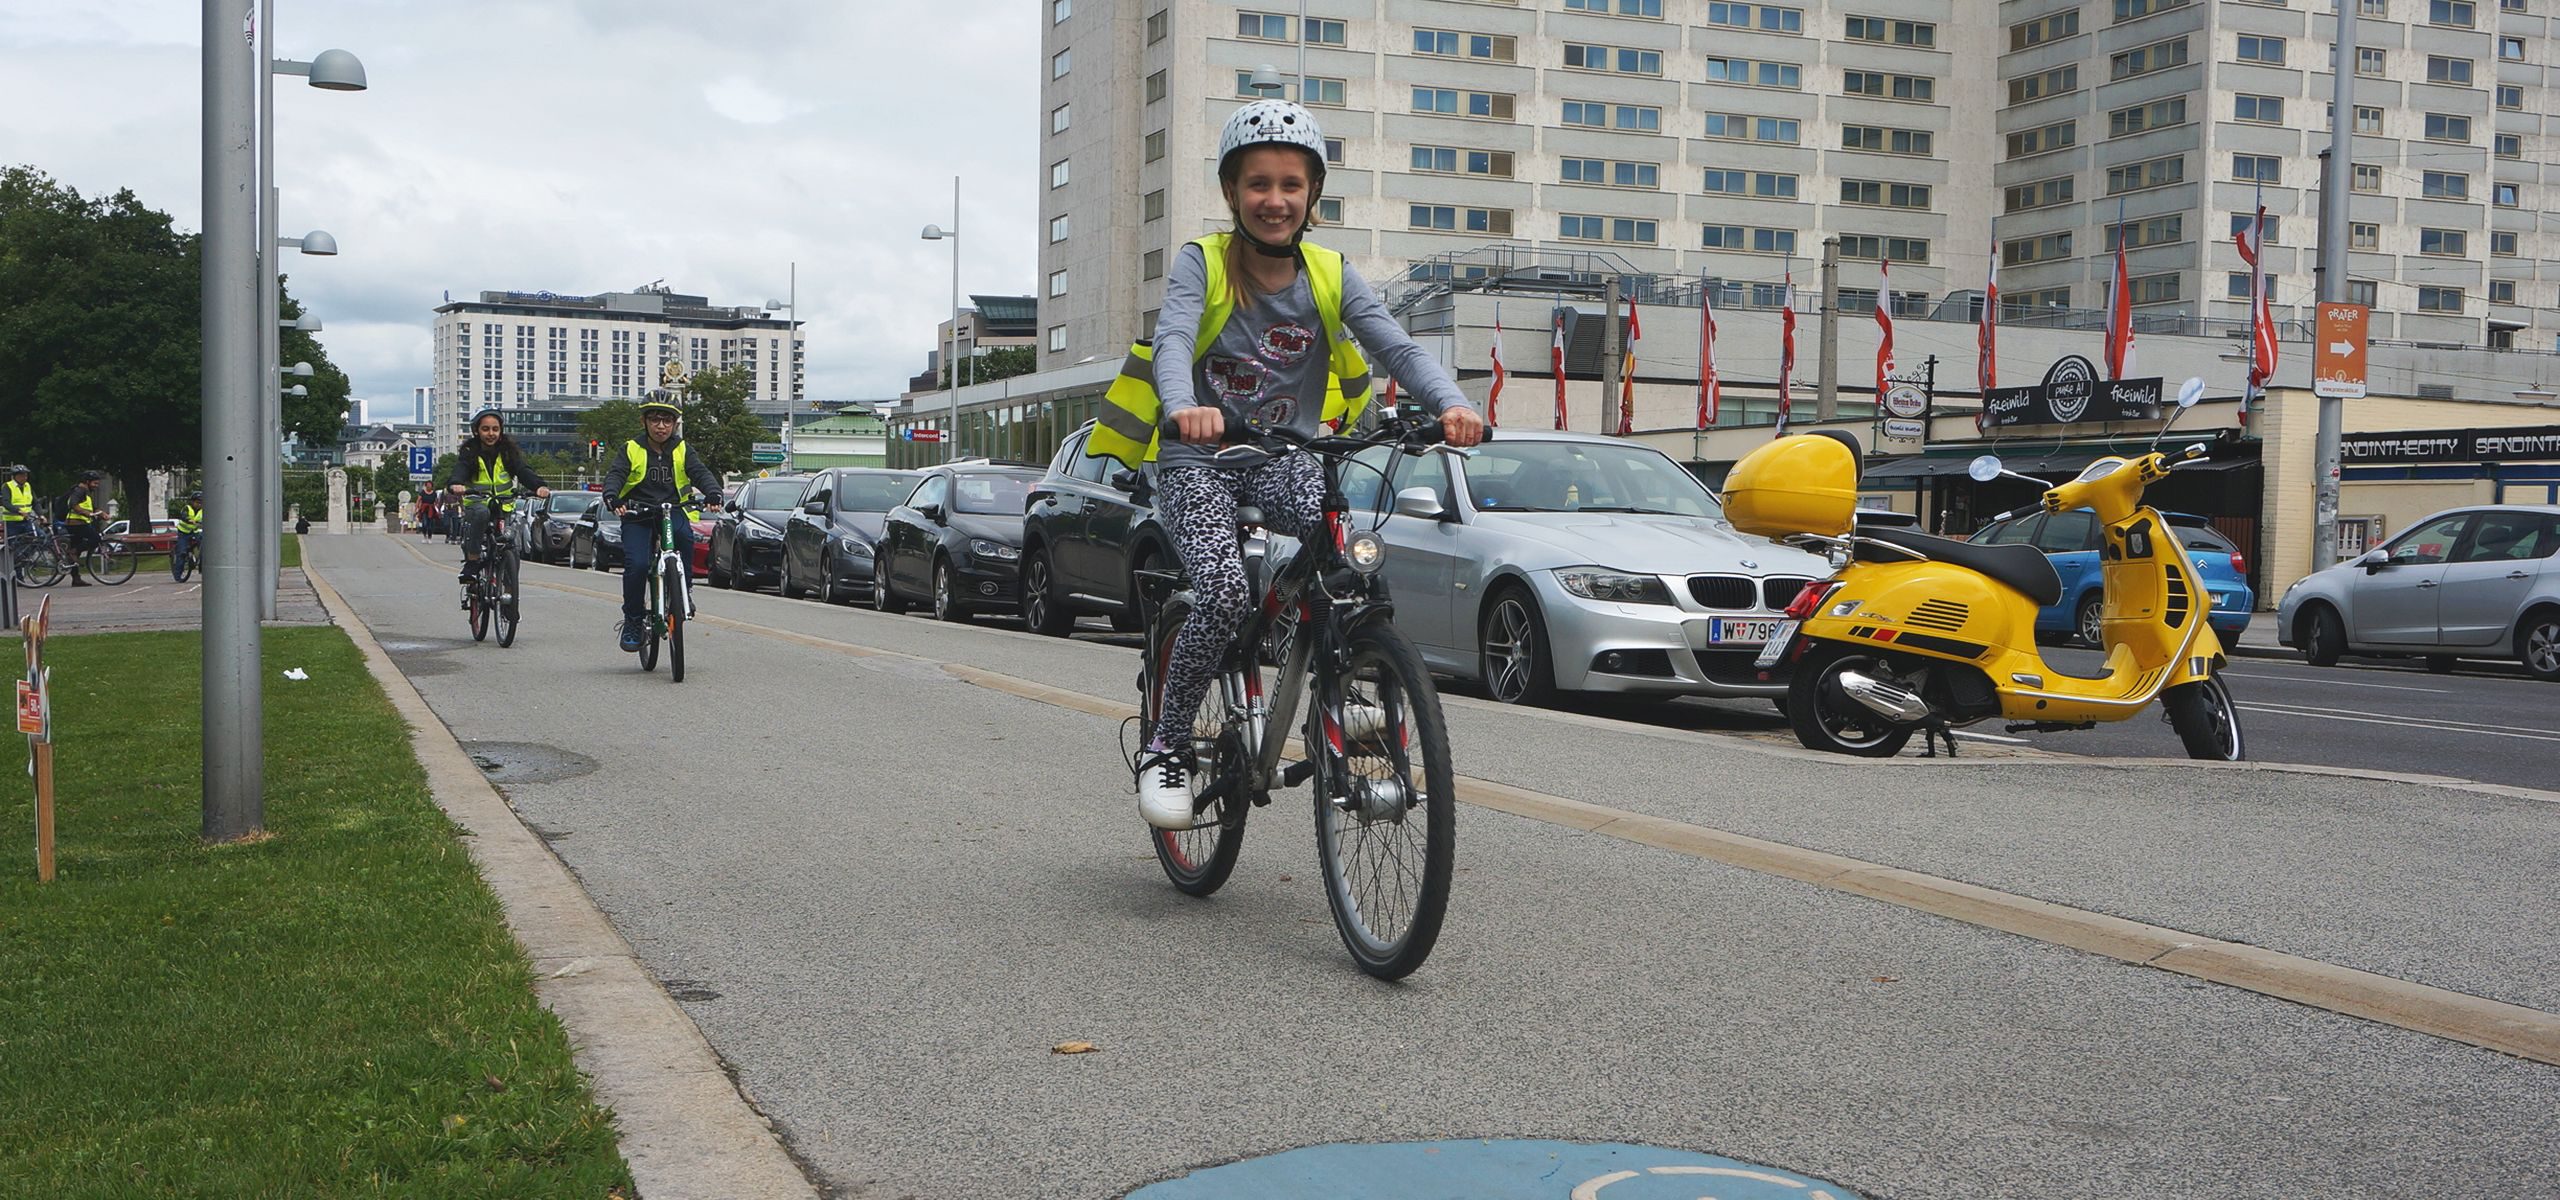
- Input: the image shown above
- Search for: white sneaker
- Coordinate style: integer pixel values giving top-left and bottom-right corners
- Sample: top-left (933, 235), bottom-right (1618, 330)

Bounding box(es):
top-left (1136, 749), bottom-right (1195, 830)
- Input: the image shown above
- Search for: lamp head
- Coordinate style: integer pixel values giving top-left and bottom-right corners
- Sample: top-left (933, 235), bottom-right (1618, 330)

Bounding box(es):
top-left (921, 223), bottom-right (951, 240)
top-left (286, 362), bottom-right (315, 378)
top-left (285, 384), bottom-right (310, 398)
top-left (295, 230), bottom-right (339, 256)
top-left (306, 48), bottom-right (368, 91)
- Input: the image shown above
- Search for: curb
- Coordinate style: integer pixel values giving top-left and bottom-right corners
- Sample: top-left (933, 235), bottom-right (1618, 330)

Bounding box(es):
top-left (300, 547), bottom-right (820, 1200)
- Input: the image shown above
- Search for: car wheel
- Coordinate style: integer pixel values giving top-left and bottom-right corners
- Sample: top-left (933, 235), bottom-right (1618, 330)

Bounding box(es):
top-left (821, 552), bottom-right (845, 605)
top-left (1022, 547), bottom-right (1071, 637)
top-left (2423, 654), bottom-right (2457, 675)
top-left (710, 542), bottom-right (733, 589)
top-left (932, 559), bottom-right (970, 623)
top-left (2075, 593), bottom-right (2105, 648)
top-left (2299, 605), bottom-right (2345, 668)
top-left (2517, 607), bottom-right (2560, 682)
top-left (1478, 585), bottom-right (1556, 706)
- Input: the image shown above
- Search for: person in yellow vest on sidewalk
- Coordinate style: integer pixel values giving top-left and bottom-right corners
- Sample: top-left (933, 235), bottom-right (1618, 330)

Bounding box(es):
top-left (3, 464), bottom-right (36, 547)
top-left (1105, 98), bottom-right (1484, 829)
top-left (606, 398), bottom-right (722, 652)
top-left (61, 470), bottom-right (104, 587)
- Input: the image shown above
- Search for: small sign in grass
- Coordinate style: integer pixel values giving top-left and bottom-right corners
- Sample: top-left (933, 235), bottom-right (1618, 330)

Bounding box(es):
top-left (0, 627), bottom-right (634, 1197)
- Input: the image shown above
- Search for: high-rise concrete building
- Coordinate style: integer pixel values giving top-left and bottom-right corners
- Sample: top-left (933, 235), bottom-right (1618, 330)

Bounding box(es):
top-left (1039, 0), bottom-right (2555, 369)
top-left (427, 285), bottom-right (802, 447)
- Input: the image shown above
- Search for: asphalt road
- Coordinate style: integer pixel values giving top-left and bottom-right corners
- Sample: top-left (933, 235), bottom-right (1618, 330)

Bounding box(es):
top-left (306, 531), bottom-right (2557, 1199)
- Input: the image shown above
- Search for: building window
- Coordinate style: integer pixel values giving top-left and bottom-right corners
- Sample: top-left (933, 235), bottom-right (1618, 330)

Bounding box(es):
top-left (2362, 0), bottom-right (2388, 11)
top-left (1050, 104), bottom-right (1070, 134)
top-left (2004, 176), bottom-right (2075, 212)
top-left (1048, 215), bottom-right (1070, 243)
top-left (2106, 213), bottom-right (2184, 250)
top-left (1302, 17), bottom-right (1344, 44)
top-left (1844, 70), bottom-right (1934, 101)
top-left (2232, 154), bottom-right (2281, 183)
top-left (1324, 137), bottom-right (1345, 165)
top-left (2007, 66), bottom-right (2079, 104)
top-left (1049, 269), bottom-right (1070, 297)
top-left (2232, 94), bottom-right (2280, 124)
top-left (2499, 36), bottom-right (2527, 60)
top-left (2495, 182), bottom-right (2521, 207)
top-left (1238, 11), bottom-right (1289, 40)
top-left (1145, 70), bottom-right (1166, 103)
top-left (1841, 180), bottom-right (1933, 209)
top-left (2010, 10), bottom-right (2081, 50)
top-left (2492, 231), bottom-right (2519, 256)
top-left (1144, 129), bottom-right (1165, 162)
top-left (1143, 189), bottom-right (1164, 222)
top-left (2428, 0), bottom-right (2476, 26)
top-left (1409, 205), bottom-right (1455, 231)
top-left (2419, 228), bottom-right (2467, 255)
top-left (2421, 170), bottom-right (2469, 199)
top-left (1050, 159), bottom-right (1070, 189)
top-left (1703, 3), bottom-right (1801, 30)
top-left (1049, 325), bottom-right (1068, 352)
top-left (1317, 197), bottom-right (1343, 224)
top-left (2490, 280), bottom-right (2517, 304)
top-left (2350, 222), bottom-right (2379, 250)
top-left (1052, 49), bottom-right (1071, 78)
top-left (1415, 28), bottom-right (1458, 55)
top-left (2417, 286), bottom-right (2464, 312)
top-left (2106, 154), bottom-right (2185, 194)
top-left (2352, 163), bottom-right (2382, 191)
top-left (2425, 55), bottom-right (2474, 84)
top-left (1146, 8), bottom-right (1166, 42)
top-left (1567, 0), bottom-right (1667, 12)
top-left (2226, 273), bottom-right (2260, 300)
top-left (2114, 0), bottom-right (2192, 18)
top-left (2228, 213), bottom-right (2279, 244)
top-left (2425, 113), bottom-right (2472, 142)
top-left (1565, 44), bottom-right (1664, 75)
top-left (2356, 47), bottom-right (2386, 75)
top-left (2128, 272), bottom-right (2182, 305)
top-left (1842, 125), bottom-right (1932, 155)
top-left (2347, 280), bottom-right (2378, 305)
top-left (1700, 225), bottom-right (1799, 254)
top-left (2497, 133), bottom-right (2522, 158)
top-left (2113, 37), bottom-right (2190, 78)
top-left (1140, 251), bottom-right (1163, 281)
top-left (2002, 232), bottom-right (2075, 266)
top-left (2355, 106), bottom-right (2384, 134)
top-left (1053, 0), bottom-right (1071, 22)
top-left (2498, 85), bottom-right (2524, 109)
top-left (1846, 17), bottom-right (1936, 45)
top-left (1302, 77), bottom-right (1346, 106)
top-left (2235, 34), bottom-right (2284, 64)
top-left (1614, 104), bottom-right (1660, 131)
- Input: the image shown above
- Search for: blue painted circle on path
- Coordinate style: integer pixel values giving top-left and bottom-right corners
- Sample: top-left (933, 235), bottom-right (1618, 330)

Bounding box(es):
top-left (1127, 1139), bottom-right (1864, 1199)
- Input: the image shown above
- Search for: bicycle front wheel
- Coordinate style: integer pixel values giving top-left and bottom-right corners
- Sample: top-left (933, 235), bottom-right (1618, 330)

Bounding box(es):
top-left (1143, 594), bottom-right (1247, 896)
top-left (170, 546), bottom-right (194, 582)
top-left (492, 558), bottom-right (519, 648)
top-left (662, 559), bottom-right (686, 683)
top-left (16, 541), bottom-right (63, 588)
top-left (87, 544), bottom-right (136, 585)
top-left (1310, 619), bottom-right (1455, 980)
top-left (467, 581), bottom-right (490, 642)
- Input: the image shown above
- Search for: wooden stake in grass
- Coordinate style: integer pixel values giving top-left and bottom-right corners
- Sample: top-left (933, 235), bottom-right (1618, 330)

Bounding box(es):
top-left (20, 596), bottom-right (54, 882)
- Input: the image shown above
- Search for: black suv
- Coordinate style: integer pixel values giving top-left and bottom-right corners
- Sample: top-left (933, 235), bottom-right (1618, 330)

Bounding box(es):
top-left (1018, 424), bottom-right (1169, 636)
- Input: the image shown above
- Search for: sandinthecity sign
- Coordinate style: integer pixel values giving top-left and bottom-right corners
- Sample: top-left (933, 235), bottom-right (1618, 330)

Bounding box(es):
top-left (2340, 425), bottom-right (2560, 464)
top-left (1981, 355), bottom-right (2162, 429)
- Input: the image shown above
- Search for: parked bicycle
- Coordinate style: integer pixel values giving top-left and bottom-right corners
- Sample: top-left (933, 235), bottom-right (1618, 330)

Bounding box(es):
top-left (9, 521), bottom-right (66, 589)
top-left (623, 496), bottom-right (696, 681)
top-left (82, 534), bottom-right (136, 585)
top-left (456, 486), bottom-right (526, 647)
top-left (1132, 419), bottom-right (1474, 980)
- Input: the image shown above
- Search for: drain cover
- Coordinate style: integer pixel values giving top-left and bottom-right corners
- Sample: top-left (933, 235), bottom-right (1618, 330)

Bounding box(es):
top-left (460, 741), bottom-right (601, 786)
top-left (1127, 1140), bottom-right (1862, 1199)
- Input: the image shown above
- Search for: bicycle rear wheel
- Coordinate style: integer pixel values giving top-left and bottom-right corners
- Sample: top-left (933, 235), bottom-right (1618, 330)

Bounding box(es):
top-left (16, 540), bottom-right (63, 588)
top-left (1310, 619), bottom-right (1455, 980)
top-left (1143, 595), bottom-right (1247, 896)
top-left (87, 543), bottom-right (136, 585)
top-left (663, 559), bottom-right (686, 683)
top-left (170, 543), bottom-right (194, 582)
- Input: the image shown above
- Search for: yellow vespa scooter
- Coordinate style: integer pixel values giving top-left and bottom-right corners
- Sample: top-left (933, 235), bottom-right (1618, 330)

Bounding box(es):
top-left (1726, 379), bottom-right (2243, 760)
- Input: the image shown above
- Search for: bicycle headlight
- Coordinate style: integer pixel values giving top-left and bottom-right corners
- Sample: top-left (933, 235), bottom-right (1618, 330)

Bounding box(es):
top-left (1553, 567), bottom-right (1675, 605)
top-left (1344, 530), bottom-right (1387, 574)
top-left (968, 538), bottom-right (1020, 562)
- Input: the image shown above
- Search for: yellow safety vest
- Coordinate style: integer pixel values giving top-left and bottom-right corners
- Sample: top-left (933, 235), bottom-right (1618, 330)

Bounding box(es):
top-left (175, 503), bottom-right (203, 534)
top-left (1088, 234), bottom-right (1374, 469)
top-left (2, 480), bottom-right (30, 522)
top-left (65, 491), bottom-right (97, 526)
top-left (619, 439), bottom-right (700, 523)
top-left (464, 452), bottom-right (520, 512)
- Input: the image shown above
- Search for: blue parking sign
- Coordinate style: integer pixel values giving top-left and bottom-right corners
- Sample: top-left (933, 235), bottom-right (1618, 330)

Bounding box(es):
top-left (407, 445), bottom-right (435, 478)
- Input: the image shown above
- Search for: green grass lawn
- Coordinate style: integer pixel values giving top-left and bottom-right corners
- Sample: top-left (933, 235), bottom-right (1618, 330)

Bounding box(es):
top-left (279, 533), bottom-right (302, 569)
top-left (0, 627), bottom-right (633, 1198)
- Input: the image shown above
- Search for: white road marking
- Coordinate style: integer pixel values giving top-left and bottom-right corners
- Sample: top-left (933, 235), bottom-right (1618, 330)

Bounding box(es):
top-left (2238, 701), bottom-right (2560, 742)
top-left (2226, 671), bottom-right (2450, 694)
top-left (1952, 729), bottom-right (2031, 744)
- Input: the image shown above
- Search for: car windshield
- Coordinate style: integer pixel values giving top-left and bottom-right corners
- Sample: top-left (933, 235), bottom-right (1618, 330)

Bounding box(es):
top-left (548, 492), bottom-right (593, 513)
top-left (1460, 442), bottom-right (1722, 517)
top-left (834, 474), bottom-right (917, 512)
top-left (740, 479), bottom-right (808, 511)
top-left (953, 474), bottom-right (1033, 515)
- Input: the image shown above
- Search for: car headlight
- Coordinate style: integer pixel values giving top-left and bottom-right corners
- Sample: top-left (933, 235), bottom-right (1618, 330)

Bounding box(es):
top-left (744, 523), bottom-right (782, 541)
top-left (1553, 567), bottom-right (1674, 605)
top-left (840, 536), bottom-right (873, 558)
top-left (968, 538), bottom-right (1020, 562)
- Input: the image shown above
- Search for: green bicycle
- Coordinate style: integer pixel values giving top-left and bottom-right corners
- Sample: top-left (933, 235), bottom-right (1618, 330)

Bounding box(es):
top-left (625, 498), bottom-right (694, 682)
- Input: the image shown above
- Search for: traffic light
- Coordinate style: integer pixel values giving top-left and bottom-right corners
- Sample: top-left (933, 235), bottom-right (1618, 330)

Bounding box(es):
top-left (588, 439), bottom-right (601, 461)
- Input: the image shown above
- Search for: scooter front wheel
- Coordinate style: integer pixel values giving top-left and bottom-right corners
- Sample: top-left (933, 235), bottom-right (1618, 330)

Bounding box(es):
top-left (2163, 676), bottom-right (2244, 761)
top-left (1787, 643), bottom-right (1916, 758)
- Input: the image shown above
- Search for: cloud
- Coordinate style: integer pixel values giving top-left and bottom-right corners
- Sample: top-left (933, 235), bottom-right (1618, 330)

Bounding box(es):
top-left (0, 1), bottom-right (1039, 414)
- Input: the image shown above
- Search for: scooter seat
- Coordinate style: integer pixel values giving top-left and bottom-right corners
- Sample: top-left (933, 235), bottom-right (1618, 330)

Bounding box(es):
top-left (1861, 527), bottom-right (2063, 608)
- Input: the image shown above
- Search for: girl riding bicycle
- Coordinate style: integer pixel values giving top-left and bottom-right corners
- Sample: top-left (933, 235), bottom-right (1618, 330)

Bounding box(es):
top-left (443, 410), bottom-right (551, 583)
top-left (1106, 98), bottom-right (1484, 829)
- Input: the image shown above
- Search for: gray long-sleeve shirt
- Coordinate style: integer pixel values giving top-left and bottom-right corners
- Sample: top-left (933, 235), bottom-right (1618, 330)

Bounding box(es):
top-left (1152, 241), bottom-right (1473, 471)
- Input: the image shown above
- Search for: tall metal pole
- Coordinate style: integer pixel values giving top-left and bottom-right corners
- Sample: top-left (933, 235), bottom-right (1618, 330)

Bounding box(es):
top-left (2313, 0), bottom-right (2355, 572)
top-left (782, 261), bottom-right (796, 459)
top-left (257, 0), bottom-right (280, 620)
top-left (945, 176), bottom-right (961, 464)
top-left (205, 0), bottom-right (266, 839)
top-left (1816, 236), bottom-right (1841, 421)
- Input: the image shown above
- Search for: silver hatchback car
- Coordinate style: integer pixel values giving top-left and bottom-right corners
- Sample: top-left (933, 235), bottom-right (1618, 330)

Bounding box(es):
top-left (1342, 430), bottom-right (1829, 704)
top-left (2276, 504), bottom-right (2560, 679)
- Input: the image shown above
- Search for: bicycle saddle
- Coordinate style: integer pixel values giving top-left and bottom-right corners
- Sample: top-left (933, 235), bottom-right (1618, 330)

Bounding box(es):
top-left (1235, 505), bottom-right (1265, 528)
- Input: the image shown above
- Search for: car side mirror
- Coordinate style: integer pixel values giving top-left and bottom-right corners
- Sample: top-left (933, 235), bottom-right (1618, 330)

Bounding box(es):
top-left (1108, 469), bottom-right (1141, 493)
top-left (802, 500), bottom-right (826, 516)
top-left (1392, 487), bottom-right (1451, 522)
top-left (2357, 548), bottom-right (2391, 572)
top-left (920, 504), bottom-right (945, 524)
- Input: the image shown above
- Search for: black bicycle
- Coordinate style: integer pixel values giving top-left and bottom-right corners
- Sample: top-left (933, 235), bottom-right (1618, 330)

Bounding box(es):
top-left (1134, 419), bottom-right (1477, 980)
top-left (170, 531), bottom-right (202, 582)
top-left (456, 487), bottom-right (527, 647)
top-left (8, 520), bottom-right (65, 588)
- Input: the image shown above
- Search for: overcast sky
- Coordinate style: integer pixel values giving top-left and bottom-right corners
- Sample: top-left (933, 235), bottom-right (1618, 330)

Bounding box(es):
top-left (0, 0), bottom-right (1040, 421)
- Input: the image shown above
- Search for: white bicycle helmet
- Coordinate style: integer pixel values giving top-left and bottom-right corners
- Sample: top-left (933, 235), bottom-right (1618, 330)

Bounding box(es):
top-left (1217, 98), bottom-right (1326, 174)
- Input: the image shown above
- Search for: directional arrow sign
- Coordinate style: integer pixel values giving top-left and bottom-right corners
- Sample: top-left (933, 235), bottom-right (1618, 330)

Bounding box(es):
top-left (2315, 303), bottom-right (2370, 400)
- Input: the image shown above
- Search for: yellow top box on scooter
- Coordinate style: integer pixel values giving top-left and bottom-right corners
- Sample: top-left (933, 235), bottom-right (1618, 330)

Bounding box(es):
top-left (1724, 433), bottom-right (1860, 540)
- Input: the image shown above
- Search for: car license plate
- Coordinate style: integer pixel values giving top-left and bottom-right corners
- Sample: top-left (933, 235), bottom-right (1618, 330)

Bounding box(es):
top-left (1753, 620), bottom-right (1800, 668)
top-left (1706, 617), bottom-right (1782, 647)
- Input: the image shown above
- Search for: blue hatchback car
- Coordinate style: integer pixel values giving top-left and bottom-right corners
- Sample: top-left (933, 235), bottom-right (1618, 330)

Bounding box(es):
top-left (1968, 509), bottom-right (2254, 646)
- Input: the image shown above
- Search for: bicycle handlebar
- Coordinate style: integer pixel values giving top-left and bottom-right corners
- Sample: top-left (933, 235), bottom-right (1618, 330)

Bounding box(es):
top-left (1209, 416), bottom-right (1489, 462)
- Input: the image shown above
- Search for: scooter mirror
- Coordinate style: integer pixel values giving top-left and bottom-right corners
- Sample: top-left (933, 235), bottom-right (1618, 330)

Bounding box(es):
top-left (2176, 377), bottom-right (2206, 409)
top-left (1967, 455), bottom-right (2004, 483)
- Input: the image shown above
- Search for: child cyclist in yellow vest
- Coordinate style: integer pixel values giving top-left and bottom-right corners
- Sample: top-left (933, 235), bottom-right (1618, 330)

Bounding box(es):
top-left (443, 409), bottom-right (552, 585)
top-left (1128, 98), bottom-right (1483, 829)
top-left (607, 399), bottom-right (722, 652)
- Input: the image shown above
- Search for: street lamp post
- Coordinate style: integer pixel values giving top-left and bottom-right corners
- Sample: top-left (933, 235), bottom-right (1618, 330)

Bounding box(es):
top-left (204, 0), bottom-right (262, 841)
top-left (767, 261), bottom-right (798, 468)
top-left (921, 176), bottom-right (960, 464)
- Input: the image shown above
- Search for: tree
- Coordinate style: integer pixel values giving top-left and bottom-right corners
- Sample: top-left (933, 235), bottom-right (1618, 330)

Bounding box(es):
top-left (938, 345), bottom-right (1036, 389)
top-left (675, 365), bottom-right (765, 481)
top-left (576, 398), bottom-right (642, 453)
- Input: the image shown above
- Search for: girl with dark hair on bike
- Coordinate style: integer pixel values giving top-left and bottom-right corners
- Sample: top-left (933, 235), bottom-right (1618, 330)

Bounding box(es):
top-left (443, 409), bottom-right (550, 583)
top-left (1108, 98), bottom-right (1484, 829)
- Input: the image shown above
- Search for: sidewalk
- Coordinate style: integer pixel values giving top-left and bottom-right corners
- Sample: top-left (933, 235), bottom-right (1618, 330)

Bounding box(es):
top-left (5, 567), bottom-right (329, 635)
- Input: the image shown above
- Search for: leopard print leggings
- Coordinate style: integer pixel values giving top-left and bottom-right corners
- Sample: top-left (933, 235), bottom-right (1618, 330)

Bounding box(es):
top-left (1149, 456), bottom-right (1325, 749)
